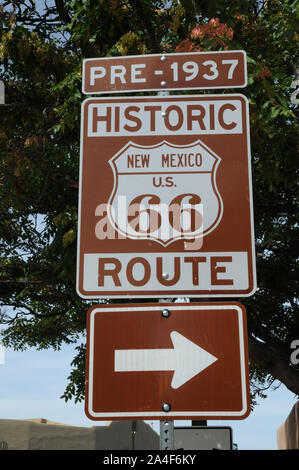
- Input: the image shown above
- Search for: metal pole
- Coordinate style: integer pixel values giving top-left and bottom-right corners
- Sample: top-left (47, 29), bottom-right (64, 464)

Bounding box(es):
top-left (131, 420), bottom-right (137, 450)
top-left (158, 83), bottom-right (173, 452)
top-left (160, 420), bottom-right (174, 450)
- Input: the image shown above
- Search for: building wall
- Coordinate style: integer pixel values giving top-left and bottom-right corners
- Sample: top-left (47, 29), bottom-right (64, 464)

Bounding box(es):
top-left (277, 401), bottom-right (299, 449)
top-left (0, 418), bottom-right (159, 450)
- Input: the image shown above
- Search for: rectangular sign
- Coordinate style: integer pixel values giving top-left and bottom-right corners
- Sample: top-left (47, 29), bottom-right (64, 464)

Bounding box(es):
top-left (174, 426), bottom-right (233, 450)
top-left (85, 302), bottom-right (250, 421)
top-left (77, 94), bottom-right (256, 299)
top-left (83, 51), bottom-right (247, 94)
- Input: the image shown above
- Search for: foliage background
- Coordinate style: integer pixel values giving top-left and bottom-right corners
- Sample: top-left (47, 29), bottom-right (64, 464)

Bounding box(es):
top-left (0, 0), bottom-right (298, 406)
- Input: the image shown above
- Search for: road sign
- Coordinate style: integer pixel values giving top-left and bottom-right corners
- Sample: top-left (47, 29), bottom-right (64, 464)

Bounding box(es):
top-left (85, 302), bottom-right (250, 421)
top-left (77, 94), bottom-right (256, 299)
top-left (174, 426), bottom-right (233, 450)
top-left (82, 51), bottom-right (247, 94)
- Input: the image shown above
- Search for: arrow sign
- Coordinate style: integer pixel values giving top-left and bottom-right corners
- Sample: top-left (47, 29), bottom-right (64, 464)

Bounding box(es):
top-left (85, 303), bottom-right (251, 421)
top-left (114, 331), bottom-right (218, 389)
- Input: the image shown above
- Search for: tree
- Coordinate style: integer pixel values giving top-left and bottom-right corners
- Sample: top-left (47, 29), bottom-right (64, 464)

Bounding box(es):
top-left (0, 0), bottom-right (298, 406)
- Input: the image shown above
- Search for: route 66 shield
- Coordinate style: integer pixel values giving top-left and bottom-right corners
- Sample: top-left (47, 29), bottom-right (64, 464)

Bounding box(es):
top-left (107, 139), bottom-right (223, 246)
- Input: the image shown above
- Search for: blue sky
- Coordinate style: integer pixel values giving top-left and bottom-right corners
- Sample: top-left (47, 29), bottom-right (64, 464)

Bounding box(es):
top-left (0, 340), bottom-right (297, 450)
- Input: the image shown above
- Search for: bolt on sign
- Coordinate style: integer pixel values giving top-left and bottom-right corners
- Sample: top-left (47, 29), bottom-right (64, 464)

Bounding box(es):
top-left (85, 303), bottom-right (250, 421)
top-left (77, 93), bottom-right (256, 298)
top-left (82, 51), bottom-right (247, 94)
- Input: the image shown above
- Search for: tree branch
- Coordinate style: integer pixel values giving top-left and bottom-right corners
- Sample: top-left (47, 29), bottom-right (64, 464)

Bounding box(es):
top-left (128, 0), bottom-right (161, 52)
top-left (55, 0), bottom-right (71, 25)
top-left (248, 334), bottom-right (299, 396)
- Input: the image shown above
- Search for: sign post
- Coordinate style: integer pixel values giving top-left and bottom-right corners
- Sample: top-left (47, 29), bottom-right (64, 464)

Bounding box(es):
top-left (160, 420), bottom-right (174, 450)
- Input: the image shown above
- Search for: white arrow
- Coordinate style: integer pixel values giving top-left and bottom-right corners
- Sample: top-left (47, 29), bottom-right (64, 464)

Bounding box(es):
top-left (114, 331), bottom-right (218, 389)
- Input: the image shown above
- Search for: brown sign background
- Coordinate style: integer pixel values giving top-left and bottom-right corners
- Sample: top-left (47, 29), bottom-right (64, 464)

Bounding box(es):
top-left (83, 51), bottom-right (246, 94)
top-left (76, 94), bottom-right (256, 299)
top-left (85, 302), bottom-right (250, 421)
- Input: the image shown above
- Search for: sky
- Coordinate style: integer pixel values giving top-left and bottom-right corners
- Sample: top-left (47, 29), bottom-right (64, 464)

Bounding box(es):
top-left (0, 340), bottom-right (297, 451)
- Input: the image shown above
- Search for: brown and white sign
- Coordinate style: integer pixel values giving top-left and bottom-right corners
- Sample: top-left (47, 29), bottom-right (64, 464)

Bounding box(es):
top-left (83, 51), bottom-right (246, 94)
top-left (76, 94), bottom-right (256, 298)
top-left (85, 302), bottom-right (250, 421)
